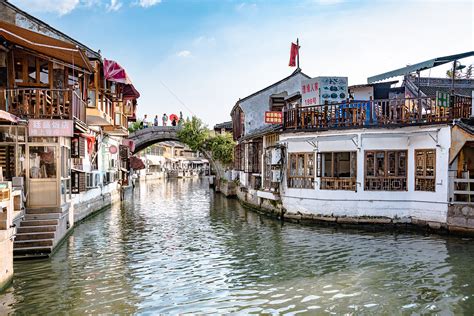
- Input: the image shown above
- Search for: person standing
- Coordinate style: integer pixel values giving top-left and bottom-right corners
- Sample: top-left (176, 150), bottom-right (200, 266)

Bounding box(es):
top-left (154, 115), bottom-right (159, 126)
top-left (162, 113), bottom-right (168, 126)
top-left (171, 118), bottom-right (177, 126)
top-left (143, 114), bottom-right (149, 128)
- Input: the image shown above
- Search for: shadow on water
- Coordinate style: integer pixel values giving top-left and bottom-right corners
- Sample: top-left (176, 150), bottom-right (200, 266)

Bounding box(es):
top-left (1, 178), bottom-right (474, 314)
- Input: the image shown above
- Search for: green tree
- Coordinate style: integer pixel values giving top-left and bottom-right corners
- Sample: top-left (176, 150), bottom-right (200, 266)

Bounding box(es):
top-left (128, 120), bottom-right (142, 133)
top-left (178, 116), bottom-right (236, 177)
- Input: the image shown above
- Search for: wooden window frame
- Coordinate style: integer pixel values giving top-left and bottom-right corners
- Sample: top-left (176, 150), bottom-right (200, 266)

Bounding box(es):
top-left (13, 52), bottom-right (52, 88)
top-left (317, 151), bottom-right (357, 191)
top-left (364, 150), bottom-right (408, 191)
top-left (415, 149), bottom-right (436, 192)
top-left (287, 152), bottom-right (314, 189)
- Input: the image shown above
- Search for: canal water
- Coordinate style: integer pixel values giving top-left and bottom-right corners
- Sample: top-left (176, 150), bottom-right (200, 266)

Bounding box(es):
top-left (1, 179), bottom-right (474, 314)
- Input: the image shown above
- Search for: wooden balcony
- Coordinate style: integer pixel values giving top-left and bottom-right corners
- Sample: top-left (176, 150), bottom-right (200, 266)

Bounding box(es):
top-left (0, 88), bottom-right (86, 121)
top-left (86, 94), bottom-right (113, 126)
top-left (103, 112), bottom-right (128, 136)
top-left (283, 96), bottom-right (472, 131)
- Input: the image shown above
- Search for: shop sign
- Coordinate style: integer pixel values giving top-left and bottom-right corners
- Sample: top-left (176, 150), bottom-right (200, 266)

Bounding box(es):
top-left (109, 145), bottom-right (118, 154)
top-left (265, 111), bottom-right (283, 124)
top-left (436, 91), bottom-right (450, 108)
top-left (28, 119), bottom-right (73, 137)
top-left (302, 76), bottom-right (348, 106)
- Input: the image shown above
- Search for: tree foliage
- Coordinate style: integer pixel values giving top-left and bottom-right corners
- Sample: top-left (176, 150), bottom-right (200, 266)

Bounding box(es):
top-left (206, 133), bottom-right (235, 165)
top-left (128, 120), bottom-right (142, 133)
top-left (178, 116), bottom-right (235, 165)
top-left (177, 116), bottom-right (209, 152)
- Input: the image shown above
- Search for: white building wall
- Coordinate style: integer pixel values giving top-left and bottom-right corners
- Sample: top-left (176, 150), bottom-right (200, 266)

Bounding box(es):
top-left (351, 86), bottom-right (373, 100)
top-left (280, 125), bottom-right (451, 223)
top-left (239, 72), bottom-right (308, 135)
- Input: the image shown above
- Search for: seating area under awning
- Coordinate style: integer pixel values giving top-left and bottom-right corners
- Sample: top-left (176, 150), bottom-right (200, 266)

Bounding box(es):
top-left (0, 20), bottom-right (92, 72)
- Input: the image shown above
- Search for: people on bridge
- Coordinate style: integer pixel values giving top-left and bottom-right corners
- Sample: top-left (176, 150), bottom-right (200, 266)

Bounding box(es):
top-left (143, 114), bottom-right (149, 128)
top-left (171, 118), bottom-right (177, 126)
top-left (162, 113), bottom-right (168, 126)
top-left (154, 115), bottom-right (159, 127)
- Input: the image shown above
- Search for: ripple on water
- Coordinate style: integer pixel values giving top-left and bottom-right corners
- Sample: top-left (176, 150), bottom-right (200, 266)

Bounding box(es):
top-left (1, 179), bottom-right (474, 314)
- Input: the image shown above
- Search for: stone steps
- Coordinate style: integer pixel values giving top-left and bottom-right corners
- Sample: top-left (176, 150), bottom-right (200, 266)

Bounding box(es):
top-left (25, 213), bottom-right (61, 220)
top-left (20, 219), bottom-right (59, 226)
top-left (14, 208), bottom-right (61, 260)
top-left (15, 232), bottom-right (55, 241)
top-left (17, 225), bottom-right (57, 233)
top-left (14, 239), bottom-right (53, 248)
top-left (13, 246), bottom-right (52, 259)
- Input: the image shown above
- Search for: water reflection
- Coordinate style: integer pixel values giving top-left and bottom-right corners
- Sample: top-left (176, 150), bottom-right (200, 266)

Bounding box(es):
top-left (1, 179), bottom-right (474, 314)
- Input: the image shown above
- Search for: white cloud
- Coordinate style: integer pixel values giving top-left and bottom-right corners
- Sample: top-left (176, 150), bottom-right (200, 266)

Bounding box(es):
top-left (235, 2), bottom-right (258, 12)
top-left (136, 0), bottom-right (162, 8)
top-left (106, 0), bottom-right (122, 11)
top-left (177, 50), bottom-right (192, 58)
top-left (193, 36), bottom-right (216, 46)
top-left (314, 0), bottom-right (344, 5)
top-left (11, 0), bottom-right (80, 15)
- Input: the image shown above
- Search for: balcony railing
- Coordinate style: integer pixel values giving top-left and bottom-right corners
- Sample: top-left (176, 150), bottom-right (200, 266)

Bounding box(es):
top-left (0, 88), bottom-right (87, 121)
top-left (283, 96), bottom-right (472, 131)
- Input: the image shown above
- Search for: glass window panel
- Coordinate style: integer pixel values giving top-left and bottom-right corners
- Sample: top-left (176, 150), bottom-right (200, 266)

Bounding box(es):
top-left (29, 146), bottom-right (56, 179)
top-left (398, 151), bottom-right (407, 176)
top-left (322, 153), bottom-right (332, 177)
top-left (28, 55), bottom-right (36, 83)
top-left (375, 152), bottom-right (385, 176)
top-left (366, 152), bottom-right (375, 176)
top-left (297, 154), bottom-right (305, 176)
top-left (307, 154), bottom-right (314, 177)
top-left (14, 57), bottom-right (24, 83)
top-left (39, 60), bottom-right (49, 84)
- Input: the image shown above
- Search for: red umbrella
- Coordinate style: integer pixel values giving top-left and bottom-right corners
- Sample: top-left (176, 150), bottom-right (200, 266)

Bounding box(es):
top-left (169, 113), bottom-right (179, 121)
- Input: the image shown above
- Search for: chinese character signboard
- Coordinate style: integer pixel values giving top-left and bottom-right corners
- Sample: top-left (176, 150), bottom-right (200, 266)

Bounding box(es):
top-left (301, 78), bottom-right (319, 106)
top-left (265, 111), bottom-right (283, 124)
top-left (302, 76), bottom-right (348, 106)
top-left (436, 91), bottom-right (450, 108)
top-left (29, 119), bottom-right (74, 137)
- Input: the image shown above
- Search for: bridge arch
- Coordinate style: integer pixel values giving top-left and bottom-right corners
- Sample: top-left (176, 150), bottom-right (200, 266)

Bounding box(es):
top-left (128, 126), bottom-right (181, 154)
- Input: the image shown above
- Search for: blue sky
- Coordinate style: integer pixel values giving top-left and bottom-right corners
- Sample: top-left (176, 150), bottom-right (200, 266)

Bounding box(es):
top-left (10, 0), bottom-right (474, 126)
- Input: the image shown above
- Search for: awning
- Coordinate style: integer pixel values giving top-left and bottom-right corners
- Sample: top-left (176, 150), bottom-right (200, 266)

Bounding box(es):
top-left (368, 51), bottom-right (474, 83)
top-left (123, 84), bottom-right (140, 99)
top-left (0, 110), bottom-right (19, 123)
top-left (104, 59), bottom-right (132, 84)
top-left (130, 156), bottom-right (145, 170)
top-left (0, 21), bottom-right (92, 72)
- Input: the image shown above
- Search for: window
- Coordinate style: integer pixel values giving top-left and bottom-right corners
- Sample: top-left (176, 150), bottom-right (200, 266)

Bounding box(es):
top-left (245, 141), bottom-right (262, 173)
top-left (29, 146), bottom-right (56, 179)
top-left (288, 152), bottom-right (314, 189)
top-left (14, 54), bottom-right (50, 86)
top-left (415, 149), bottom-right (436, 192)
top-left (317, 152), bottom-right (357, 190)
top-left (365, 150), bottom-right (407, 191)
top-left (234, 143), bottom-right (244, 171)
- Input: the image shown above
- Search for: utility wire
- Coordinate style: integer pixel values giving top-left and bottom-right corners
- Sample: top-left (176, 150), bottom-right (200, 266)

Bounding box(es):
top-left (159, 80), bottom-right (196, 116)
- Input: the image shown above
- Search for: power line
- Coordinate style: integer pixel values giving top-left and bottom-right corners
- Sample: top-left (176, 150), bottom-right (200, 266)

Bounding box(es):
top-left (159, 80), bottom-right (196, 116)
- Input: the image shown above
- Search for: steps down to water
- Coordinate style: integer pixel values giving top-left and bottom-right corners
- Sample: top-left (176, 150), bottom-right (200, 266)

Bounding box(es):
top-left (14, 209), bottom-right (61, 260)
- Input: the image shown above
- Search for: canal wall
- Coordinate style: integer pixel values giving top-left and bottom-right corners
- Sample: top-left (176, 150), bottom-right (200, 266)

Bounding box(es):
top-left (0, 196), bottom-right (14, 291)
top-left (232, 186), bottom-right (474, 236)
top-left (71, 183), bottom-right (122, 224)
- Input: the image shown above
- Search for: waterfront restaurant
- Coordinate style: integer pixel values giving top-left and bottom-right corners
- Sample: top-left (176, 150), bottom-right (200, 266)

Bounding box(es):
top-left (0, 20), bottom-right (92, 209)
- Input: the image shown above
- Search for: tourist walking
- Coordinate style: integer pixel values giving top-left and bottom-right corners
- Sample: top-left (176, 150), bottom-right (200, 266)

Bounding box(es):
top-left (154, 115), bottom-right (159, 126)
top-left (162, 113), bottom-right (168, 126)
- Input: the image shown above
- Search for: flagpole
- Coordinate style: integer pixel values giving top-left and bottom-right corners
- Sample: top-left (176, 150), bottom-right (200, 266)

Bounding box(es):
top-left (296, 38), bottom-right (300, 70)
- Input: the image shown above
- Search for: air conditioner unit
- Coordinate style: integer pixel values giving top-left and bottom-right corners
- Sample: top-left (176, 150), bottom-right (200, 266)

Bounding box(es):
top-left (91, 171), bottom-right (101, 187)
top-left (271, 148), bottom-right (282, 165)
top-left (271, 170), bottom-right (281, 183)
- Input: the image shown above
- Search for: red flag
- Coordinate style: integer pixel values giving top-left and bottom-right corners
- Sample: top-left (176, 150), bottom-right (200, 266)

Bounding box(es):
top-left (288, 42), bottom-right (299, 67)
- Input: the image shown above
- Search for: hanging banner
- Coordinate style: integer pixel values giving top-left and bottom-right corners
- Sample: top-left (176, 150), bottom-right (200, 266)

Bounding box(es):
top-left (29, 119), bottom-right (73, 137)
top-left (436, 91), bottom-right (450, 108)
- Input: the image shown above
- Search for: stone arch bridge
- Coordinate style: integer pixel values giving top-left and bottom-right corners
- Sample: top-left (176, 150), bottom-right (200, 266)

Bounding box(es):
top-left (128, 126), bottom-right (182, 154)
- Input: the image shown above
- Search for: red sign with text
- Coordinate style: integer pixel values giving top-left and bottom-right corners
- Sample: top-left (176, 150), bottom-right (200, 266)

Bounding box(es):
top-left (265, 111), bottom-right (283, 124)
